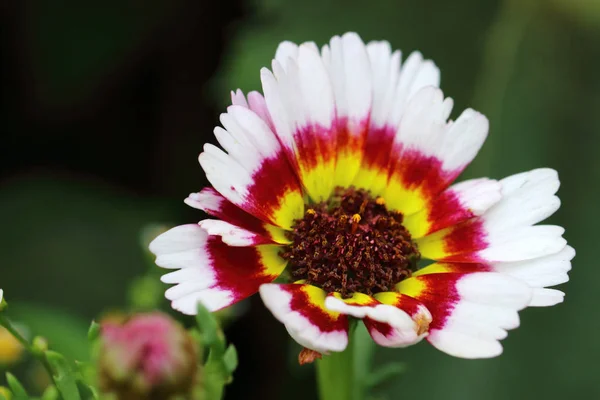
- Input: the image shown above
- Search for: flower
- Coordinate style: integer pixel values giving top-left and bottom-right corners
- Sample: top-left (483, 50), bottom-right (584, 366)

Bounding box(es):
top-left (149, 32), bottom-right (573, 359)
top-left (98, 312), bottom-right (198, 399)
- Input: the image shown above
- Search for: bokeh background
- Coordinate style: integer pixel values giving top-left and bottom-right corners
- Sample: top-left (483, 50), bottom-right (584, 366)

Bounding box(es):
top-left (1, 0), bottom-right (598, 398)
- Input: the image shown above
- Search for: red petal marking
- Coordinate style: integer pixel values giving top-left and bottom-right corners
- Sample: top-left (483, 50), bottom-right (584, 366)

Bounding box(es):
top-left (334, 117), bottom-right (369, 156)
top-left (388, 147), bottom-right (459, 200)
top-left (424, 189), bottom-right (477, 235)
top-left (363, 293), bottom-right (429, 344)
top-left (207, 237), bottom-right (282, 304)
top-left (292, 124), bottom-right (336, 173)
top-left (363, 319), bottom-right (393, 337)
top-left (196, 188), bottom-right (275, 240)
top-left (362, 125), bottom-right (396, 171)
top-left (275, 284), bottom-right (348, 334)
top-left (440, 219), bottom-right (489, 262)
top-left (434, 263), bottom-right (494, 274)
top-left (404, 273), bottom-right (465, 331)
top-left (247, 150), bottom-right (304, 220)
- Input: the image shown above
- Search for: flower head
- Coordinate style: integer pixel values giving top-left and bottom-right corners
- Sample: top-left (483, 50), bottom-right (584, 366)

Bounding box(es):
top-left (149, 33), bottom-right (573, 360)
top-left (98, 312), bottom-right (198, 399)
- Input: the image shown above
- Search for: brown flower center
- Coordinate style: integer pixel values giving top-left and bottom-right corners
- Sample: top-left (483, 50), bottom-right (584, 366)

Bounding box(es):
top-left (282, 187), bottom-right (420, 298)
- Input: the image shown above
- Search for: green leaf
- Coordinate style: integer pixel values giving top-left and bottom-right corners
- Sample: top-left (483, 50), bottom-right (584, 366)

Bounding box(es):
top-left (5, 373), bottom-right (27, 399)
top-left (45, 351), bottom-right (81, 400)
top-left (222, 345), bottom-right (238, 376)
top-left (195, 303), bottom-right (219, 348)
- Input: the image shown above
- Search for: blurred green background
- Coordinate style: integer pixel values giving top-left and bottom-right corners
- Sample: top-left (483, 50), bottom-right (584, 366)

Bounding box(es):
top-left (1, 0), bottom-right (598, 398)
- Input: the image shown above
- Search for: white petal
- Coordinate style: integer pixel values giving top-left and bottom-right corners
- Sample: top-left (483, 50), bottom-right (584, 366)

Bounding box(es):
top-left (481, 225), bottom-right (567, 262)
top-left (492, 245), bottom-right (574, 288)
top-left (366, 41), bottom-right (401, 127)
top-left (438, 108), bottom-right (489, 171)
top-left (324, 32), bottom-right (372, 125)
top-left (274, 41), bottom-right (299, 71)
top-left (449, 178), bottom-right (503, 216)
top-left (389, 51), bottom-right (440, 127)
top-left (484, 168), bottom-right (561, 231)
top-left (529, 288), bottom-right (565, 307)
top-left (184, 188), bottom-right (222, 212)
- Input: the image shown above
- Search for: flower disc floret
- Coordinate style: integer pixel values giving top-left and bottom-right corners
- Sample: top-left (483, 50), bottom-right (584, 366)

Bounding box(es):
top-left (283, 187), bottom-right (420, 297)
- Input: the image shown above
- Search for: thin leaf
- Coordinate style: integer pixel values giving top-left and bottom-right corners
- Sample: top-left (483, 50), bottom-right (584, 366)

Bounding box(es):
top-left (45, 351), bottom-right (81, 400)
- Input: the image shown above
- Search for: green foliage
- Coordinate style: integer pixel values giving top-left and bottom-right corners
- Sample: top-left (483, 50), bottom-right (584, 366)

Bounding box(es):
top-left (195, 303), bottom-right (238, 400)
top-left (44, 352), bottom-right (80, 400)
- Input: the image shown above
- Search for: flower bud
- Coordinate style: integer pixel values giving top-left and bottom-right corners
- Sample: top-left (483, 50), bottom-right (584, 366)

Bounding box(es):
top-left (98, 312), bottom-right (199, 399)
top-left (0, 327), bottom-right (23, 366)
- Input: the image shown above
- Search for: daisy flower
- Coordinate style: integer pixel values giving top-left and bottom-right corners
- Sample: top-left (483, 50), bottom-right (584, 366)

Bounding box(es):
top-left (149, 33), bottom-right (573, 360)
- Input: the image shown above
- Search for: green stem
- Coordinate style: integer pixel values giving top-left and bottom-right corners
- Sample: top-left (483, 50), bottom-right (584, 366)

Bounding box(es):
top-left (316, 325), bottom-right (367, 400)
top-left (316, 347), bottom-right (355, 400)
top-left (0, 314), bottom-right (60, 390)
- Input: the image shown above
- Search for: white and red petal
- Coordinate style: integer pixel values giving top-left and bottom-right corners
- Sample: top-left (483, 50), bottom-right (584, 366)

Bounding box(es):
top-left (324, 292), bottom-right (430, 348)
top-left (199, 105), bottom-right (304, 229)
top-left (262, 43), bottom-right (337, 202)
top-left (197, 220), bottom-right (273, 247)
top-left (383, 87), bottom-right (489, 215)
top-left (186, 187), bottom-right (289, 245)
top-left (259, 283), bottom-right (349, 353)
top-left (321, 33), bottom-right (372, 188)
top-left (397, 271), bottom-right (532, 358)
top-left (353, 48), bottom-right (440, 196)
top-left (149, 224), bottom-right (287, 315)
top-left (416, 168), bottom-right (566, 263)
top-left (414, 242), bottom-right (573, 308)
top-left (403, 177), bottom-right (502, 238)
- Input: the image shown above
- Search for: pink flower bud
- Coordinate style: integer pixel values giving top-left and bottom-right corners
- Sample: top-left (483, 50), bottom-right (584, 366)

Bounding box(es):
top-left (99, 312), bottom-right (198, 399)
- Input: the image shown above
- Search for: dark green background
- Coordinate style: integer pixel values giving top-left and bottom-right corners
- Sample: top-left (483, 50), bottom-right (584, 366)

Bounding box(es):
top-left (1, 0), bottom-right (597, 398)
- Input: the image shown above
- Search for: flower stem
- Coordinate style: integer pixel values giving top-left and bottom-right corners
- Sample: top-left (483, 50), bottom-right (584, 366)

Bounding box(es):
top-left (316, 347), bottom-right (355, 400)
top-left (316, 325), bottom-right (366, 400)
